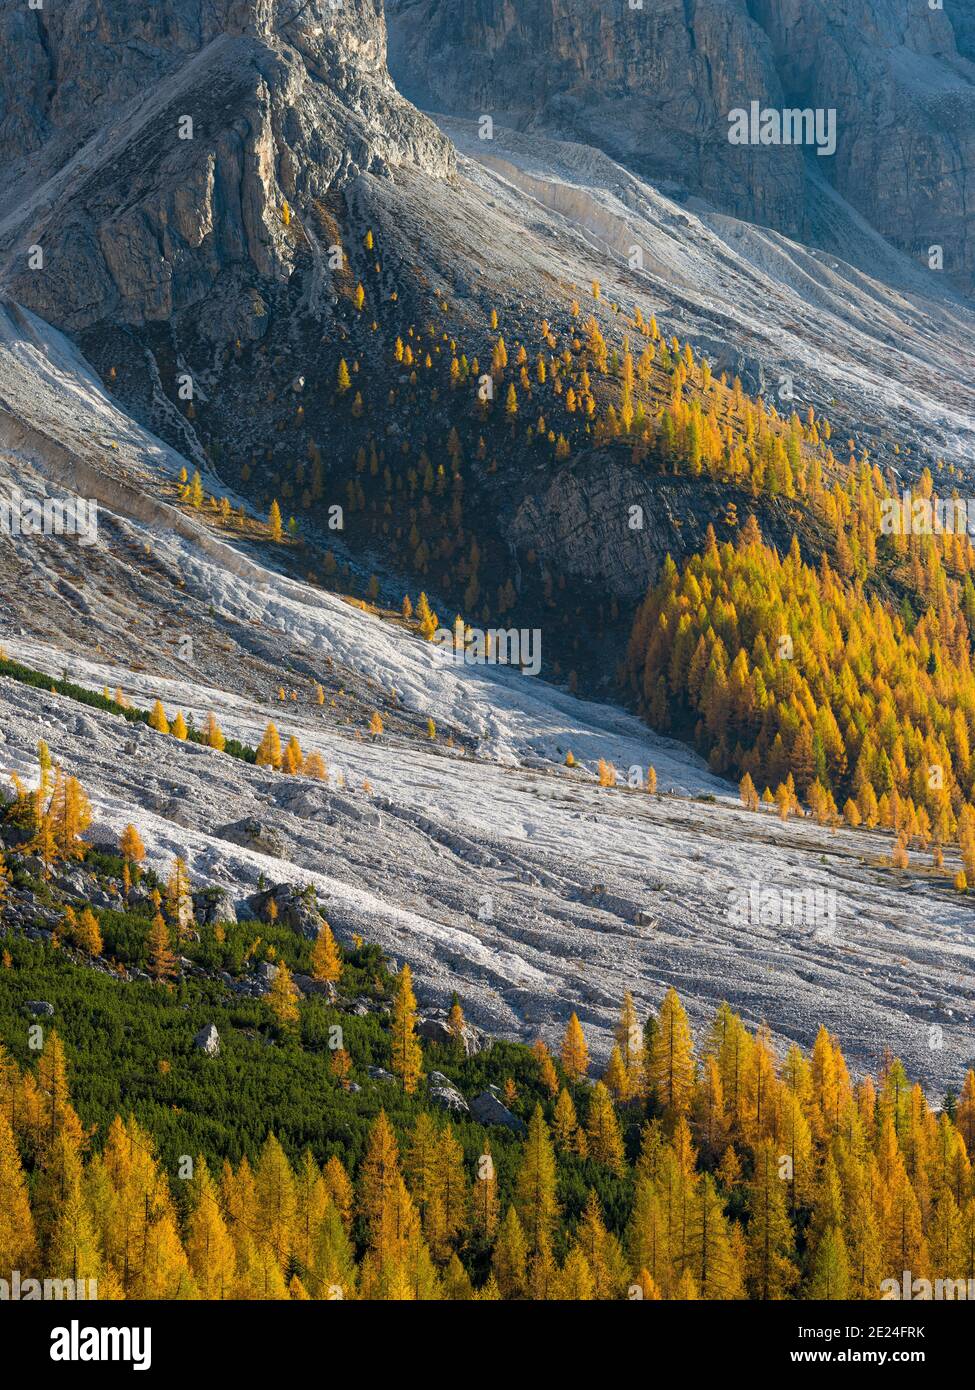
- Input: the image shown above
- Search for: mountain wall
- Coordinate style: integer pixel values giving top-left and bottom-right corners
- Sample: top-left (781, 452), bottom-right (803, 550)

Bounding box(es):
top-left (387, 0), bottom-right (975, 289)
top-left (0, 0), bottom-right (454, 331)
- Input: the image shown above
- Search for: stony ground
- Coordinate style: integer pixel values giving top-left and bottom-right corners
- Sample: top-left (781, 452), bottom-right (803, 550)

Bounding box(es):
top-left (2, 612), bottom-right (973, 1097)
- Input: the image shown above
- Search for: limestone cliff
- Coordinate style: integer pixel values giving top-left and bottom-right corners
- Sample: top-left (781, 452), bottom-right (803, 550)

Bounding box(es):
top-left (0, 0), bottom-right (454, 330)
top-left (387, 0), bottom-right (975, 289)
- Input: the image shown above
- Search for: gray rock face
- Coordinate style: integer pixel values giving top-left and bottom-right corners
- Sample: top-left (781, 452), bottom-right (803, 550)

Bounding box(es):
top-left (469, 1087), bottom-right (527, 1135)
top-left (217, 818), bottom-right (287, 860)
top-left (388, 0), bottom-right (975, 290)
top-left (273, 781), bottom-right (383, 829)
top-left (193, 1022), bottom-right (221, 1056)
top-left (292, 972), bottom-right (337, 1002)
top-left (229, 958), bottom-right (281, 998)
top-left (390, 0), bottom-right (802, 233)
top-left (48, 866), bottom-right (92, 899)
top-left (247, 881), bottom-right (324, 939)
top-left (507, 460), bottom-right (807, 600)
top-left (426, 1070), bottom-right (470, 1115)
top-left (417, 1014), bottom-right (483, 1057)
top-left (26, 1000), bottom-right (55, 1017)
top-left (192, 887), bottom-right (239, 926)
top-left (0, 1), bottom-right (455, 333)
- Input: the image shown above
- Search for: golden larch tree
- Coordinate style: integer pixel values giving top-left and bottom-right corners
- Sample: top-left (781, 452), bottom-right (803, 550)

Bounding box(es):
top-left (585, 1081), bottom-right (626, 1172)
top-left (531, 1039), bottom-right (559, 1097)
top-left (76, 908), bottom-right (103, 958)
top-left (185, 1156), bottom-right (236, 1299)
top-left (256, 721), bottom-right (283, 769)
top-left (147, 911), bottom-right (177, 982)
top-left (310, 920), bottom-right (342, 984)
top-left (649, 987), bottom-right (695, 1123)
top-left (205, 713), bottom-right (226, 751)
top-left (119, 823), bottom-right (145, 869)
top-left (268, 960), bottom-right (300, 1030)
top-left (390, 964), bottom-right (423, 1094)
top-left (149, 700), bottom-right (170, 735)
top-left (0, 1109), bottom-right (37, 1271)
top-left (560, 1011), bottom-right (589, 1082)
top-left (514, 1105), bottom-right (559, 1257)
top-left (283, 735), bottom-right (304, 775)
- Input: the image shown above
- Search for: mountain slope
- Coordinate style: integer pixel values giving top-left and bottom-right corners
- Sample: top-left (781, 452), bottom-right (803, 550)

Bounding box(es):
top-left (1, 304), bottom-right (973, 1090)
top-left (0, 0), bottom-right (973, 1097)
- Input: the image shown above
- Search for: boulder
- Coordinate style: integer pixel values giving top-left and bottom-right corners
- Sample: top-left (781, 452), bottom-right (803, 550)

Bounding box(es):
top-left (368, 1065), bottom-right (397, 1084)
top-left (293, 972), bottom-right (337, 1002)
top-left (417, 1017), bottom-right (453, 1048)
top-left (193, 887), bottom-right (238, 926)
top-left (193, 1023), bottom-right (221, 1057)
top-left (417, 1015), bottom-right (483, 1057)
top-left (49, 866), bottom-right (92, 898)
top-left (26, 1000), bottom-right (55, 1017)
top-left (217, 818), bottom-right (287, 860)
top-left (247, 883), bottom-right (324, 940)
top-left (469, 1089), bottom-right (527, 1135)
top-left (427, 1071), bottom-right (470, 1116)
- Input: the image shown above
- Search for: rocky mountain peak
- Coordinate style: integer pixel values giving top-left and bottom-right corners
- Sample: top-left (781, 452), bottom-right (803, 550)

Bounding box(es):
top-left (0, 0), bottom-right (453, 332)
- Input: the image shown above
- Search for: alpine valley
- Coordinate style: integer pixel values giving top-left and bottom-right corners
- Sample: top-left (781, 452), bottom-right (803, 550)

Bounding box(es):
top-left (0, 0), bottom-right (973, 1308)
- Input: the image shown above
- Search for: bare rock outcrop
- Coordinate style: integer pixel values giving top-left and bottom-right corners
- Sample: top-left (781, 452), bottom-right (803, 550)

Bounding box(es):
top-left (426, 1071), bottom-right (470, 1115)
top-left (193, 1022), bottom-right (221, 1057)
top-left (388, 0), bottom-right (975, 289)
top-left (247, 881), bottom-right (325, 939)
top-left (0, 0), bottom-right (454, 332)
top-left (469, 1086), bottom-right (526, 1135)
top-left (417, 1014), bottom-right (484, 1057)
